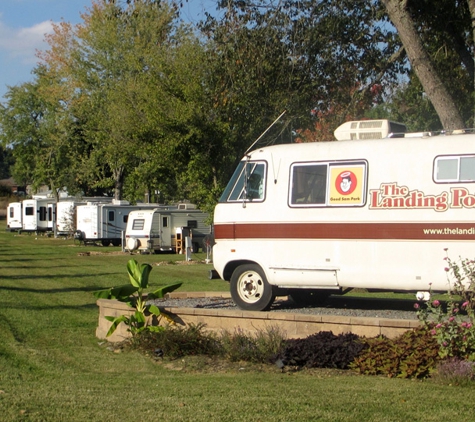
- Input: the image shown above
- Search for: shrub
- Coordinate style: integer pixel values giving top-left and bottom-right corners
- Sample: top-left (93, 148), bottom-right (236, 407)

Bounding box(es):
top-left (220, 326), bottom-right (286, 363)
top-left (350, 326), bottom-right (440, 378)
top-left (135, 323), bottom-right (223, 358)
top-left (274, 331), bottom-right (367, 370)
top-left (416, 250), bottom-right (475, 360)
top-left (433, 358), bottom-right (475, 386)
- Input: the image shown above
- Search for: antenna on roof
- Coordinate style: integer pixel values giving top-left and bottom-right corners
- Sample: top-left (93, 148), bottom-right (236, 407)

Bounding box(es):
top-left (244, 110), bottom-right (287, 155)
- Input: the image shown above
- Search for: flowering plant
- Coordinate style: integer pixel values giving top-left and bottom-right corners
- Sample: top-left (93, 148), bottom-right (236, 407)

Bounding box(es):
top-left (416, 250), bottom-right (475, 361)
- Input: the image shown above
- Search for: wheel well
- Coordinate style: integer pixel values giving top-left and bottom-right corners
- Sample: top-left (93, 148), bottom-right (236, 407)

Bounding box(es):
top-left (223, 260), bottom-right (259, 281)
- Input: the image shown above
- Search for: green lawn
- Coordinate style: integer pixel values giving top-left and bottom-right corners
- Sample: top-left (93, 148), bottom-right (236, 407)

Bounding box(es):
top-left (1, 219), bottom-right (475, 421)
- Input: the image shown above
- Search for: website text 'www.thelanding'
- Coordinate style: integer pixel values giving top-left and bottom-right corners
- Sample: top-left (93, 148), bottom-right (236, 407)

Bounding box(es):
top-left (423, 227), bottom-right (475, 235)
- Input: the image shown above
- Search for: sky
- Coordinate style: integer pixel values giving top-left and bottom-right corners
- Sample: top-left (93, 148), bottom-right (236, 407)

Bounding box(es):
top-left (0, 0), bottom-right (219, 102)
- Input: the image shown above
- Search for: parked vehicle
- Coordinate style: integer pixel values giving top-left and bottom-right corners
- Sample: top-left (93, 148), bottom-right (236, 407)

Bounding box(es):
top-left (213, 120), bottom-right (475, 310)
top-left (125, 204), bottom-right (210, 253)
top-left (75, 200), bottom-right (166, 246)
top-left (21, 197), bottom-right (55, 233)
top-left (6, 202), bottom-right (22, 231)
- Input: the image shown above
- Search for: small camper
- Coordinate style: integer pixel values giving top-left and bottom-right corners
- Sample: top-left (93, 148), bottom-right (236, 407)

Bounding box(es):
top-left (6, 202), bottom-right (22, 231)
top-left (125, 205), bottom-right (210, 253)
top-left (212, 120), bottom-right (475, 311)
top-left (75, 200), bottom-right (169, 246)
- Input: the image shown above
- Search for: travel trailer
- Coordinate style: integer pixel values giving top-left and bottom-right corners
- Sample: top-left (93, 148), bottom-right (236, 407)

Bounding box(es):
top-left (75, 201), bottom-right (168, 246)
top-left (125, 204), bottom-right (210, 253)
top-left (55, 200), bottom-right (84, 236)
top-left (21, 198), bottom-right (55, 233)
top-left (212, 120), bottom-right (475, 311)
top-left (6, 202), bottom-right (22, 231)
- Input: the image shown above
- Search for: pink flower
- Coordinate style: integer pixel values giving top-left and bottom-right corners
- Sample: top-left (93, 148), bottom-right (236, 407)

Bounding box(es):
top-left (449, 316), bottom-right (455, 322)
top-left (444, 267), bottom-right (450, 272)
top-left (453, 308), bottom-right (459, 314)
top-left (414, 303), bottom-right (420, 309)
top-left (436, 323), bottom-right (443, 328)
top-left (432, 300), bottom-right (440, 307)
top-left (462, 301), bottom-right (470, 309)
top-left (444, 248), bottom-right (449, 251)
top-left (431, 330), bottom-right (437, 335)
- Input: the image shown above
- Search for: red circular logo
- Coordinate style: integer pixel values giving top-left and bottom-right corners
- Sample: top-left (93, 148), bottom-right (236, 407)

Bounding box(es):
top-left (335, 171), bottom-right (357, 195)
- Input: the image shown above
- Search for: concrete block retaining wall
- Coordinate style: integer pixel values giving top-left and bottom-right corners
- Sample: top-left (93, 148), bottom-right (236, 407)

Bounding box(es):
top-left (96, 293), bottom-right (420, 343)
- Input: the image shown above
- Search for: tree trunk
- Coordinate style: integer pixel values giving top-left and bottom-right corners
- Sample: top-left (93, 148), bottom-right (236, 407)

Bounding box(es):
top-left (382, 0), bottom-right (465, 130)
top-left (467, 0), bottom-right (475, 125)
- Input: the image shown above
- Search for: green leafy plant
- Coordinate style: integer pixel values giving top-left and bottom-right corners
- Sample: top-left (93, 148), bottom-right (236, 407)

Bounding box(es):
top-left (93, 259), bottom-right (182, 337)
top-left (350, 326), bottom-right (440, 379)
top-left (416, 249), bottom-right (475, 360)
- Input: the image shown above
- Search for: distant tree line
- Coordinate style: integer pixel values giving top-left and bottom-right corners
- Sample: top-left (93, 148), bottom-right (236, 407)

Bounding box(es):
top-left (0, 0), bottom-right (473, 213)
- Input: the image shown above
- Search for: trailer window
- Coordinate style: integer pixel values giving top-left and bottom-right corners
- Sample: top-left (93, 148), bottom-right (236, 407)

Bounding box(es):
top-left (187, 220), bottom-right (198, 228)
top-left (219, 161), bottom-right (266, 202)
top-left (108, 211), bottom-right (115, 222)
top-left (435, 155), bottom-right (475, 182)
top-left (48, 207), bottom-right (53, 221)
top-left (162, 216), bottom-right (169, 228)
top-left (39, 207), bottom-right (47, 221)
top-left (25, 207), bottom-right (34, 216)
top-left (9, 207), bottom-right (14, 218)
top-left (132, 219), bottom-right (145, 230)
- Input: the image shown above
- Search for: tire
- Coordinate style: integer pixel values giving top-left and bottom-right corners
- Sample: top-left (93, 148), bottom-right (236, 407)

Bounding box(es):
top-left (230, 264), bottom-right (275, 311)
top-left (289, 289), bottom-right (332, 306)
top-left (112, 239), bottom-right (121, 247)
top-left (127, 237), bottom-right (139, 251)
top-left (192, 242), bottom-right (200, 253)
top-left (101, 240), bottom-right (111, 247)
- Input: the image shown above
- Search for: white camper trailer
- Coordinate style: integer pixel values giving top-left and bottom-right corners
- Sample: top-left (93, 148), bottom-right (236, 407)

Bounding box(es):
top-left (75, 201), bottom-right (166, 246)
top-left (6, 202), bottom-right (22, 231)
top-left (213, 120), bottom-right (475, 311)
top-left (21, 198), bottom-right (55, 233)
top-left (56, 200), bottom-right (80, 236)
top-left (125, 204), bottom-right (210, 253)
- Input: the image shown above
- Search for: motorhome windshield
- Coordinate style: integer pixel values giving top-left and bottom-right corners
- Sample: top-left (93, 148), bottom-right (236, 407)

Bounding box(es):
top-left (219, 161), bottom-right (266, 202)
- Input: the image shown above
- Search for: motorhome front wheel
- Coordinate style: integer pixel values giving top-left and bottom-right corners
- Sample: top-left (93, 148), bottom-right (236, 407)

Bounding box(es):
top-left (230, 264), bottom-right (275, 311)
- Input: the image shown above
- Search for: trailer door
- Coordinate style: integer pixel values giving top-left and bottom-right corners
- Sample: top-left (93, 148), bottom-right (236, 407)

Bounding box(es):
top-left (160, 214), bottom-right (172, 250)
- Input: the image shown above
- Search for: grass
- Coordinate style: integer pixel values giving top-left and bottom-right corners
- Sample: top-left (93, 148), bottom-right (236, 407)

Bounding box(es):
top-left (1, 218), bottom-right (475, 421)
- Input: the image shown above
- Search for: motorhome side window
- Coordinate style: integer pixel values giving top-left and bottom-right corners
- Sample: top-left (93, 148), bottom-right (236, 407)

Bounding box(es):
top-left (291, 164), bottom-right (328, 205)
top-left (435, 155), bottom-right (475, 182)
top-left (290, 161), bottom-right (367, 207)
top-left (219, 161), bottom-right (266, 202)
top-left (25, 207), bottom-right (34, 216)
top-left (108, 211), bottom-right (115, 222)
top-left (162, 216), bottom-right (169, 228)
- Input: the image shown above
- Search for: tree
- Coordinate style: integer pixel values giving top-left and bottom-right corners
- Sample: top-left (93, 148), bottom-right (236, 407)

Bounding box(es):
top-left (0, 71), bottom-right (80, 200)
top-left (39, 0), bottom-right (199, 200)
top-left (199, 0), bottom-right (403, 160)
top-left (381, 0), bottom-right (468, 130)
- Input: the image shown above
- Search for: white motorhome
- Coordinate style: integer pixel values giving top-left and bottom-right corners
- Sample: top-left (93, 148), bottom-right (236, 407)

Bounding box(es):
top-left (21, 198), bottom-right (55, 233)
top-left (6, 202), bottom-right (22, 231)
top-left (76, 201), bottom-right (164, 246)
top-left (125, 204), bottom-right (210, 253)
top-left (213, 120), bottom-right (475, 311)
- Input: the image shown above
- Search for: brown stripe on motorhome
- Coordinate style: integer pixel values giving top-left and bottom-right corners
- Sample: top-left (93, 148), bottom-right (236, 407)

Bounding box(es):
top-left (214, 222), bottom-right (475, 241)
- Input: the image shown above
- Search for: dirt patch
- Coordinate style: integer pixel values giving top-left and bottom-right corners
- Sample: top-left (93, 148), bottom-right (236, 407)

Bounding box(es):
top-left (77, 249), bottom-right (208, 265)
